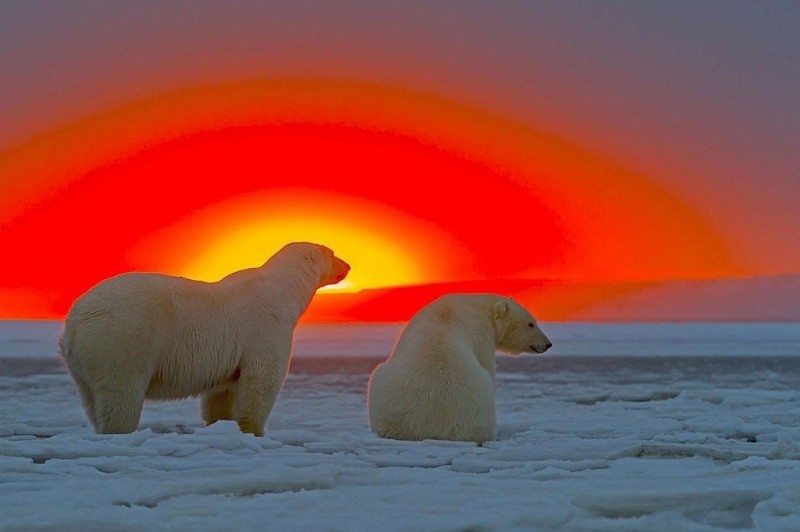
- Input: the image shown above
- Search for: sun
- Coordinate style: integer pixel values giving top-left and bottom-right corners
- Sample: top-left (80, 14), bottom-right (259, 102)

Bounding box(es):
top-left (129, 189), bottom-right (469, 296)
top-left (180, 215), bottom-right (423, 292)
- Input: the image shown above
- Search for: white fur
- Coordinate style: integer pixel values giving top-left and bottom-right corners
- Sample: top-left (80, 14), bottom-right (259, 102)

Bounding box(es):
top-left (367, 294), bottom-right (551, 444)
top-left (60, 242), bottom-right (349, 436)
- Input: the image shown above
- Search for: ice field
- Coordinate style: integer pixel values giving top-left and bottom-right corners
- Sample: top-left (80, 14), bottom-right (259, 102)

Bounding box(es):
top-left (2, 322), bottom-right (800, 530)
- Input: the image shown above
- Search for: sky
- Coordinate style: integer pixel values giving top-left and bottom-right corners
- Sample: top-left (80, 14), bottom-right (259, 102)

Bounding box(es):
top-left (0, 1), bottom-right (798, 320)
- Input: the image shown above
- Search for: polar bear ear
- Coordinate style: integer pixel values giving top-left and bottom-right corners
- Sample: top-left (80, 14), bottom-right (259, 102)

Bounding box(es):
top-left (493, 300), bottom-right (509, 320)
top-left (492, 300), bottom-right (510, 343)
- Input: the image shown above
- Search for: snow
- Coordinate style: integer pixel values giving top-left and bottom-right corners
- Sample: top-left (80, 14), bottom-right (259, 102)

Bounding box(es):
top-left (2, 322), bottom-right (800, 530)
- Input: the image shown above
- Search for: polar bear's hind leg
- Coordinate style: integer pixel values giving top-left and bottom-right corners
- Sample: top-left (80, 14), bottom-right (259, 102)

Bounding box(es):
top-left (73, 373), bottom-right (98, 430)
top-left (201, 389), bottom-right (235, 425)
top-left (93, 382), bottom-right (146, 434)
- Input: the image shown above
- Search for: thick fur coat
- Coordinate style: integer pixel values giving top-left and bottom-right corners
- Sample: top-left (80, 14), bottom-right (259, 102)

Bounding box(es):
top-left (367, 294), bottom-right (551, 444)
top-left (60, 242), bottom-right (349, 436)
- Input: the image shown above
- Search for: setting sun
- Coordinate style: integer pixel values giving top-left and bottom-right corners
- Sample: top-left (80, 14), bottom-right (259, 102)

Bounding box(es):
top-left (180, 215), bottom-right (422, 292)
top-left (128, 188), bottom-right (469, 297)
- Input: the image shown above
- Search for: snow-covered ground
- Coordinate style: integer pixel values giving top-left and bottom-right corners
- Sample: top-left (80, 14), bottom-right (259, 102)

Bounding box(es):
top-left (2, 322), bottom-right (800, 530)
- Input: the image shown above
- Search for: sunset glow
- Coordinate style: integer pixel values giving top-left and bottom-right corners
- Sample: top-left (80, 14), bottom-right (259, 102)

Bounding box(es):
top-left (0, 80), bottom-right (743, 319)
top-left (4, 7), bottom-right (800, 529)
top-left (182, 215), bottom-right (421, 292)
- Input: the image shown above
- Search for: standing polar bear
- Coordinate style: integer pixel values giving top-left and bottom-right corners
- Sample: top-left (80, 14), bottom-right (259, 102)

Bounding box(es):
top-left (367, 294), bottom-right (551, 444)
top-left (60, 242), bottom-right (349, 436)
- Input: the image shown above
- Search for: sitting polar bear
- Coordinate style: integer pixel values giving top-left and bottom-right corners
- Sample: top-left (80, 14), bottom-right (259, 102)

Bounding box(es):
top-left (367, 294), bottom-right (551, 444)
top-left (60, 242), bottom-right (349, 436)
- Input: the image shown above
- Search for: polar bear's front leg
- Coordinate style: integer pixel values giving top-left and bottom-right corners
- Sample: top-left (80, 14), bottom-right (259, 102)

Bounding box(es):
top-left (233, 357), bottom-right (287, 437)
top-left (201, 389), bottom-right (235, 425)
top-left (234, 375), bottom-right (282, 437)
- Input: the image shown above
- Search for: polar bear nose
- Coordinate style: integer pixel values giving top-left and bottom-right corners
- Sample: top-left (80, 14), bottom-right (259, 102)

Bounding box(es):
top-left (530, 342), bottom-right (552, 353)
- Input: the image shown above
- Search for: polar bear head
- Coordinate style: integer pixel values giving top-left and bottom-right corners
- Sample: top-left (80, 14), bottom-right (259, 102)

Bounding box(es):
top-left (269, 242), bottom-right (350, 289)
top-left (314, 244), bottom-right (351, 288)
top-left (492, 298), bottom-right (552, 355)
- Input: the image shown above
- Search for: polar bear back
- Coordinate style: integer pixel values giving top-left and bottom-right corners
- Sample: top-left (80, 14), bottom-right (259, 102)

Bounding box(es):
top-left (368, 343), bottom-right (495, 443)
top-left (367, 295), bottom-right (502, 443)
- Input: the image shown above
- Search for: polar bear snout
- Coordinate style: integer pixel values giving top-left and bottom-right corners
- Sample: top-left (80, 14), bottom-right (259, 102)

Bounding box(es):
top-left (530, 340), bottom-right (553, 354)
top-left (320, 255), bottom-right (351, 287)
top-left (334, 258), bottom-right (351, 282)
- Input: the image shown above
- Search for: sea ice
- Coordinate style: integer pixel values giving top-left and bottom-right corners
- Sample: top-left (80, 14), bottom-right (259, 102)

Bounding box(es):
top-left (1, 323), bottom-right (799, 530)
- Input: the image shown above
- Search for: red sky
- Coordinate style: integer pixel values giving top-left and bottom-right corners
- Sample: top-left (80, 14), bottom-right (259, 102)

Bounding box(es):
top-left (1, 3), bottom-right (796, 321)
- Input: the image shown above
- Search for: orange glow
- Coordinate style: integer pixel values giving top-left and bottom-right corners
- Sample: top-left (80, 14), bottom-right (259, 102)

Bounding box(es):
top-left (0, 80), bottom-right (741, 319)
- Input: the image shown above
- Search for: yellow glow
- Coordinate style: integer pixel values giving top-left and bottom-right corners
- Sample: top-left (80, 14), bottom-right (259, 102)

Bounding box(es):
top-left (319, 279), bottom-right (356, 293)
top-left (181, 216), bottom-right (423, 292)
